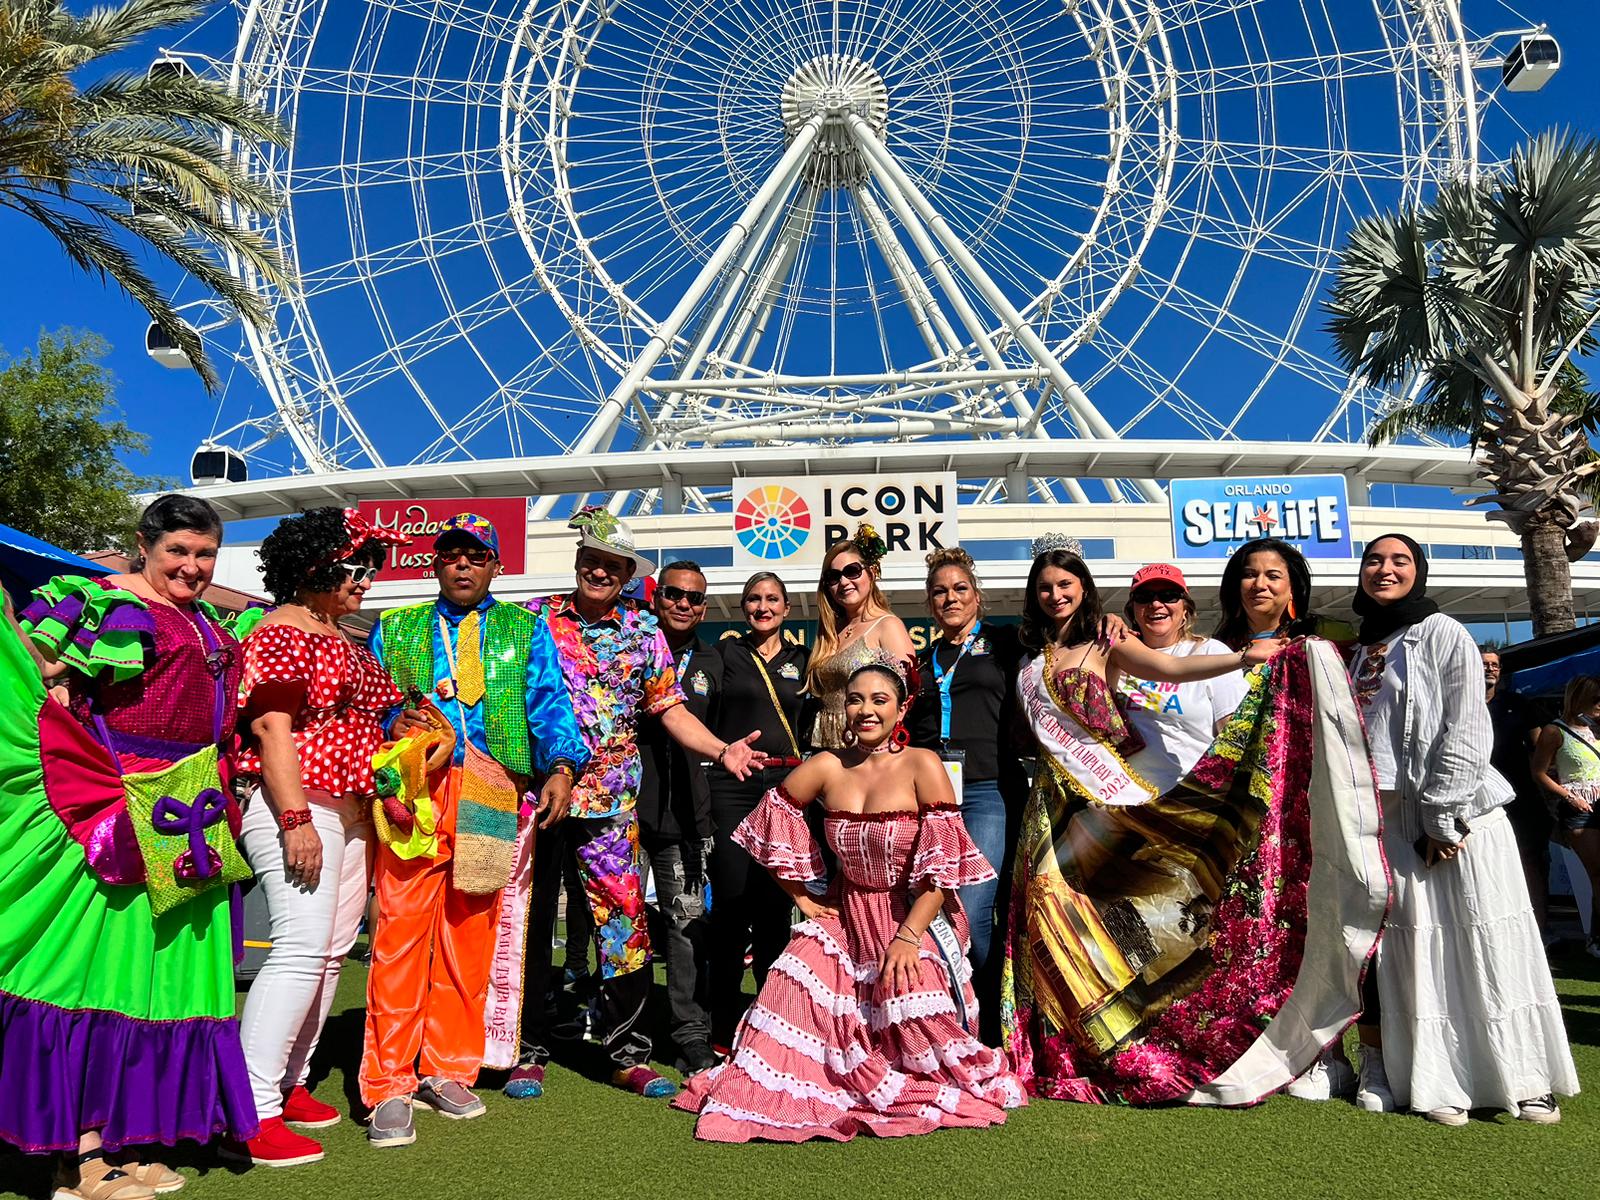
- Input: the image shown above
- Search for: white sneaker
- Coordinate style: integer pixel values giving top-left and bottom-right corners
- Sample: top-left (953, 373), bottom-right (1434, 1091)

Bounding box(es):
top-left (1354, 1045), bottom-right (1395, 1113)
top-left (1518, 1093), bottom-right (1561, 1124)
top-left (1423, 1106), bottom-right (1468, 1127)
top-left (1286, 1050), bottom-right (1356, 1101)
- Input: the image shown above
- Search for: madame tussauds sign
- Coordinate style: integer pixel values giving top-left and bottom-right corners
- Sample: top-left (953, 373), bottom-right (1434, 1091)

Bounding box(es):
top-left (732, 472), bottom-right (959, 568)
top-left (356, 498), bottom-right (528, 579)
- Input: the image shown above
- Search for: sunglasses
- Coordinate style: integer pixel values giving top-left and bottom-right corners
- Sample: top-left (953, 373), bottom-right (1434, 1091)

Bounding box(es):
top-left (435, 547), bottom-right (494, 566)
top-left (659, 584), bottom-right (707, 606)
top-left (1131, 588), bottom-right (1185, 605)
top-left (821, 561), bottom-right (867, 587)
top-left (339, 562), bottom-right (380, 586)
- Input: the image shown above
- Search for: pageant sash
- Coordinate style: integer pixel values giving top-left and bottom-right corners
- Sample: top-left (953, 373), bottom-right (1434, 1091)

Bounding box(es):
top-left (482, 804), bottom-right (538, 1069)
top-left (1019, 651), bottom-right (1156, 808)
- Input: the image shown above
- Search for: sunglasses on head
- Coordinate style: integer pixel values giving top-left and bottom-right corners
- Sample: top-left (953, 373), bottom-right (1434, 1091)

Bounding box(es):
top-left (659, 584), bottom-right (707, 606)
top-left (1131, 587), bottom-right (1185, 605)
top-left (339, 562), bottom-right (380, 586)
top-left (821, 561), bottom-right (867, 587)
top-left (435, 546), bottom-right (494, 566)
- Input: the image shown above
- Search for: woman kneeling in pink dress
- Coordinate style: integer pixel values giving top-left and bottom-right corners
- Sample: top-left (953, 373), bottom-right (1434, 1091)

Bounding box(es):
top-left (674, 652), bottom-right (1026, 1142)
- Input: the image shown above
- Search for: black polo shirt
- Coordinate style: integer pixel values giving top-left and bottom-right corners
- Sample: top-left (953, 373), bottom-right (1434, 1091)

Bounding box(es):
top-left (710, 636), bottom-right (810, 760)
top-left (637, 636), bottom-right (716, 843)
top-left (910, 622), bottom-right (1025, 785)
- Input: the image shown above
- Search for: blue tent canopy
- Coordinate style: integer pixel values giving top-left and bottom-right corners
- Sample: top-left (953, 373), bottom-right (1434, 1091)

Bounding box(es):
top-left (1509, 646), bottom-right (1600, 700)
top-left (0, 523), bottom-right (107, 603)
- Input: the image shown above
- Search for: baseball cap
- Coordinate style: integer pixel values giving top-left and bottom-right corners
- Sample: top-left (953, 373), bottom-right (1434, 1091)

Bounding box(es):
top-left (435, 513), bottom-right (501, 558)
top-left (1130, 563), bottom-right (1189, 594)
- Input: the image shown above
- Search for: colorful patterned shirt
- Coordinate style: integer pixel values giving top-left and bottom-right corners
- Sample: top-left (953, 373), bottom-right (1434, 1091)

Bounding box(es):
top-left (530, 594), bottom-right (685, 819)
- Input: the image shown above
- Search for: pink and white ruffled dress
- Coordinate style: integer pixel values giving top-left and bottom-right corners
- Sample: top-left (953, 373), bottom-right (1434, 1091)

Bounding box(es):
top-left (674, 787), bottom-right (1026, 1142)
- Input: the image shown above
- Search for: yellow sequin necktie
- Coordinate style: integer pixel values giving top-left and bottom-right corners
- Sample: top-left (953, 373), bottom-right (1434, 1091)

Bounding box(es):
top-left (455, 609), bottom-right (485, 706)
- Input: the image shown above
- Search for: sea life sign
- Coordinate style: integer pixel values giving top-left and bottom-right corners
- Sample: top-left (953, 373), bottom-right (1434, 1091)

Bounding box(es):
top-left (1169, 475), bottom-right (1353, 560)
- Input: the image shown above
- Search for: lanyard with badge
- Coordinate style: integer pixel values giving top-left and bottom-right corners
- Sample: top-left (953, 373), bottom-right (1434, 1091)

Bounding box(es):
top-left (930, 621), bottom-right (980, 805)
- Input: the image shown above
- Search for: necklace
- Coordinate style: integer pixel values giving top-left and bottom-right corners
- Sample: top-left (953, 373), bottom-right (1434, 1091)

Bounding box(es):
top-left (858, 739), bottom-right (894, 754)
top-left (296, 601), bottom-right (338, 629)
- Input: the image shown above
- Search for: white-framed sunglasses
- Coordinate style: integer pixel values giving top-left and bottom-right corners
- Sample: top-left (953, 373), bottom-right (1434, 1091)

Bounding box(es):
top-left (339, 562), bottom-right (380, 586)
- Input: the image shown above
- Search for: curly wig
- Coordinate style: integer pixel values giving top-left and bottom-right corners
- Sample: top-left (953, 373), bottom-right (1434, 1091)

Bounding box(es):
top-left (258, 507), bottom-right (385, 604)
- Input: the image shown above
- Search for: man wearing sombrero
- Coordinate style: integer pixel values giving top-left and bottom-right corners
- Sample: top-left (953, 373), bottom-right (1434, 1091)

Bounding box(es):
top-left (361, 513), bottom-right (588, 1147)
top-left (509, 506), bottom-right (763, 1100)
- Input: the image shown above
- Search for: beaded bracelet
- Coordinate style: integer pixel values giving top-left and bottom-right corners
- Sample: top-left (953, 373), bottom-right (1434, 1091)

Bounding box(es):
top-left (278, 808), bottom-right (314, 832)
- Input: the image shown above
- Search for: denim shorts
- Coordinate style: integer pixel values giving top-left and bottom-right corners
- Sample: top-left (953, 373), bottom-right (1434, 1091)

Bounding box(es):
top-left (1561, 801), bottom-right (1600, 834)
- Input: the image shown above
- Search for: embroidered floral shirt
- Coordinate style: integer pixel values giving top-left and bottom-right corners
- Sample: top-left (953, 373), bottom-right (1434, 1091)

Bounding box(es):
top-left (529, 594), bottom-right (685, 819)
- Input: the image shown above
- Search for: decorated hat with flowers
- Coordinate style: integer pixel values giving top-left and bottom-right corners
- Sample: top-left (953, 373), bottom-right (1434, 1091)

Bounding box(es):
top-left (568, 505), bottom-right (655, 576)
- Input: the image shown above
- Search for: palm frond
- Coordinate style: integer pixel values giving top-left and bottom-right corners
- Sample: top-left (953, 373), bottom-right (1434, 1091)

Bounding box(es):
top-left (0, 184), bottom-right (215, 389)
top-left (0, 0), bottom-right (289, 394)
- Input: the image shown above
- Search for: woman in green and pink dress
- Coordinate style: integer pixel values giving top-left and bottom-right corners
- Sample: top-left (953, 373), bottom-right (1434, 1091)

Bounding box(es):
top-left (0, 496), bottom-right (258, 1198)
top-left (1002, 537), bottom-right (1388, 1106)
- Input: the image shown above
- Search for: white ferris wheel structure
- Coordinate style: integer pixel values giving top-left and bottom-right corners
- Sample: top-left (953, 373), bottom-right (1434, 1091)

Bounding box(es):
top-left (162, 0), bottom-right (1563, 518)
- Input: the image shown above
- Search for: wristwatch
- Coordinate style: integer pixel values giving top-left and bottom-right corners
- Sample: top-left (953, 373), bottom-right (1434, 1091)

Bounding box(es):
top-left (279, 808), bottom-right (314, 831)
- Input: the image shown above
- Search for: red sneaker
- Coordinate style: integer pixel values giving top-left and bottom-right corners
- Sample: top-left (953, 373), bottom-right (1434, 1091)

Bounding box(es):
top-left (220, 1116), bottom-right (326, 1168)
top-left (283, 1085), bottom-right (342, 1129)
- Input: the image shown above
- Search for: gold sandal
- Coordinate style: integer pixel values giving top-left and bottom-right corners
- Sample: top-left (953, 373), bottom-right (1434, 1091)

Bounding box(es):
top-left (116, 1161), bottom-right (185, 1194)
top-left (51, 1151), bottom-right (156, 1200)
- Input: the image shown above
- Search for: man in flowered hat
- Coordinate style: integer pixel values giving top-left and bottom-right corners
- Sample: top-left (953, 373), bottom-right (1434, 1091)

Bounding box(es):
top-left (508, 507), bottom-right (763, 1100)
top-left (361, 513), bottom-right (588, 1148)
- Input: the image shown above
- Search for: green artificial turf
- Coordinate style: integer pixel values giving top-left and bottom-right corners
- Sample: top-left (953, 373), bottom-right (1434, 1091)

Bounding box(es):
top-left (6, 948), bottom-right (1598, 1200)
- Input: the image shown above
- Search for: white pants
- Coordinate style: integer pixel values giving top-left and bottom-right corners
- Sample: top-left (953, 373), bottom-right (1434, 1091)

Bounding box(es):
top-left (238, 788), bottom-right (372, 1119)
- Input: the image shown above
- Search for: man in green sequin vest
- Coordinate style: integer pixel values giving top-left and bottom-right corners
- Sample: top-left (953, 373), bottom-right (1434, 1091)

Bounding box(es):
top-left (360, 514), bottom-right (587, 1148)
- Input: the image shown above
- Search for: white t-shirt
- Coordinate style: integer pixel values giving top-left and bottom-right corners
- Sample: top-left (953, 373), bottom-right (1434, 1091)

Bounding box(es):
top-left (1117, 638), bottom-right (1251, 794)
top-left (1352, 631), bottom-right (1408, 790)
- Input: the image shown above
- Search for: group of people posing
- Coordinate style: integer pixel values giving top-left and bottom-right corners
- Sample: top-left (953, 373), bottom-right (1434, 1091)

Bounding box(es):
top-left (0, 496), bottom-right (1580, 1197)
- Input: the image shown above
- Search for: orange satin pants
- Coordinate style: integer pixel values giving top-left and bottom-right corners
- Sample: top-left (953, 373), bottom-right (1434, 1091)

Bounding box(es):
top-left (359, 768), bottom-right (500, 1105)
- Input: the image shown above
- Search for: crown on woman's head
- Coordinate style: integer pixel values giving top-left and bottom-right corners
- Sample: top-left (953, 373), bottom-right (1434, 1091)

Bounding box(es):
top-left (850, 522), bottom-right (887, 567)
top-left (1030, 532), bottom-right (1085, 560)
top-left (849, 645), bottom-right (914, 696)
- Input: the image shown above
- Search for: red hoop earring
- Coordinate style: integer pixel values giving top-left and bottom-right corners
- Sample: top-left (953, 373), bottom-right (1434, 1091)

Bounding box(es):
top-left (841, 727), bottom-right (858, 748)
top-left (889, 723), bottom-right (910, 752)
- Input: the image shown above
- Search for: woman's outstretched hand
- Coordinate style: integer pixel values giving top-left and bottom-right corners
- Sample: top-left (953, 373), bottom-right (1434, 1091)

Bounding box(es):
top-left (1242, 637), bottom-right (1289, 665)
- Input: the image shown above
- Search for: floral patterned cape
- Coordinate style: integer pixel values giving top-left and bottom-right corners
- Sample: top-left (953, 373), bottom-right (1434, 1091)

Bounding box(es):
top-left (1001, 638), bottom-right (1388, 1105)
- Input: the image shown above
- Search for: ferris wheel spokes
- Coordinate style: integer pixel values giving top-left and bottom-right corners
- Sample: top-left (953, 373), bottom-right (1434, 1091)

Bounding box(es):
top-left (537, 54), bottom-right (1171, 517)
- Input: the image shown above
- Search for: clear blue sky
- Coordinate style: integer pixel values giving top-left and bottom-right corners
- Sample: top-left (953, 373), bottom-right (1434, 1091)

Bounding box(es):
top-left (1, 0), bottom-right (1597, 484)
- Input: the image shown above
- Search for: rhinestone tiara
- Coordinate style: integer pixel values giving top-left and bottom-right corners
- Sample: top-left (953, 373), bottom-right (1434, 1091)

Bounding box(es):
top-left (1030, 532), bottom-right (1085, 559)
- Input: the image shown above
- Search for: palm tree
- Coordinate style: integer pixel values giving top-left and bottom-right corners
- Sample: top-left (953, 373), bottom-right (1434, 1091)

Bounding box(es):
top-left (1328, 130), bottom-right (1600, 636)
top-left (0, 0), bottom-right (289, 391)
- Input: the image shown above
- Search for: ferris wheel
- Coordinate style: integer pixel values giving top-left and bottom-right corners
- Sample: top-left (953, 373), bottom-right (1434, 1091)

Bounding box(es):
top-left (183, 0), bottom-right (1558, 506)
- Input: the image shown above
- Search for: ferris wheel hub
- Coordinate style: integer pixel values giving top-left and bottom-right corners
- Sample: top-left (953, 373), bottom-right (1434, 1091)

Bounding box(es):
top-left (780, 53), bottom-right (888, 188)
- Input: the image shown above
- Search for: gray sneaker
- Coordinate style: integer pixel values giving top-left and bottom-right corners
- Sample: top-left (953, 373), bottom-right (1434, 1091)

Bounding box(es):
top-left (367, 1096), bottom-right (416, 1148)
top-left (416, 1077), bottom-right (487, 1120)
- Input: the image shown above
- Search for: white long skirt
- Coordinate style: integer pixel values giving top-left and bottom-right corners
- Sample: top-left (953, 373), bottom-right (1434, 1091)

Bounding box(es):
top-left (1375, 801), bottom-right (1580, 1113)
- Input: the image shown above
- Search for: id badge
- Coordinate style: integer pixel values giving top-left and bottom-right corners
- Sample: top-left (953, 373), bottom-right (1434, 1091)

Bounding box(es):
top-left (939, 747), bottom-right (965, 807)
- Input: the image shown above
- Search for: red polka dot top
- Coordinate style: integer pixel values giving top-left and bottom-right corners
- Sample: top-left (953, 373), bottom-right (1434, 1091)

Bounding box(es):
top-left (235, 622), bottom-right (403, 799)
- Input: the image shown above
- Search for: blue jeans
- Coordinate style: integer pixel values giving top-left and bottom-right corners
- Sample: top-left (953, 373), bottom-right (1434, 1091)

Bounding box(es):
top-left (958, 778), bottom-right (1009, 973)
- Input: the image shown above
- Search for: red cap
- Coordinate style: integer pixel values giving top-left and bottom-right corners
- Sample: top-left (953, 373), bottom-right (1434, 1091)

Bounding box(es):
top-left (1130, 563), bottom-right (1189, 593)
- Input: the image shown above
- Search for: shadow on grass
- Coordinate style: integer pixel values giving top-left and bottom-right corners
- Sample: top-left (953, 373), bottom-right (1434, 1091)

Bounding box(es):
top-left (309, 1006), bottom-right (371, 1120)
